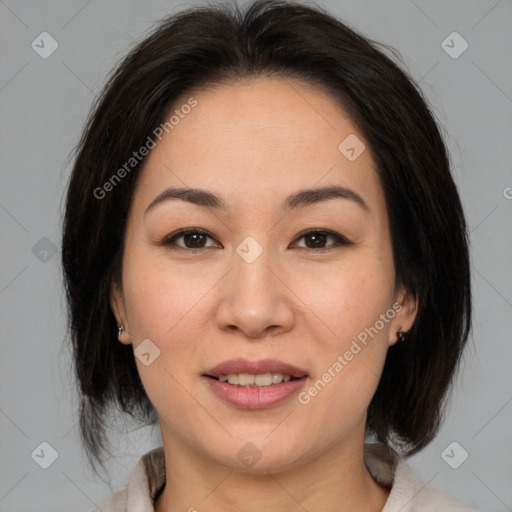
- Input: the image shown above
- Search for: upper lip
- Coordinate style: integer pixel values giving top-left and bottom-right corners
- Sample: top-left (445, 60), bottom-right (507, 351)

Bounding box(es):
top-left (204, 358), bottom-right (309, 378)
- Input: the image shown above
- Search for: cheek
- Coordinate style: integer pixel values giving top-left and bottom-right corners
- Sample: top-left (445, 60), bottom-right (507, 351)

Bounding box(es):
top-left (295, 274), bottom-right (395, 438)
top-left (121, 241), bottom-right (210, 341)
top-left (298, 253), bottom-right (395, 406)
top-left (120, 243), bottom-right (208, 411)
top-left (302, 253), bottom-right (395, 345)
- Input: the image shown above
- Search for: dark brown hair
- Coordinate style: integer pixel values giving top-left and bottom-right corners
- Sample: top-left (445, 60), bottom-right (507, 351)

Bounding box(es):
top-left (61, 0), bottom-right (472, 475)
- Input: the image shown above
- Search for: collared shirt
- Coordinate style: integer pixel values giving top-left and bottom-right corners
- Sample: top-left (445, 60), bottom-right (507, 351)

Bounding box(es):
top-left (90, 443), bottom-right (477, 511)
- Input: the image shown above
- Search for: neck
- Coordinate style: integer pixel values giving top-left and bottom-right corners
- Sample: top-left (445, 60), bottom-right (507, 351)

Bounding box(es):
top-left (154, 426), bottom-right (389, 512)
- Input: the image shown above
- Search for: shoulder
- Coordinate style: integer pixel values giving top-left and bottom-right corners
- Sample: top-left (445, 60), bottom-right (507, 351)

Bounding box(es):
top-left (364, 443), bottom-right (479, 511)
top-left (87, 446), bottom-right (165, 512)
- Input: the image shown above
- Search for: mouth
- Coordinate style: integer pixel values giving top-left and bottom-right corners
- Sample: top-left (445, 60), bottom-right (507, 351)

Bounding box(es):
top-left (201, 359), bottom-right (309, 409)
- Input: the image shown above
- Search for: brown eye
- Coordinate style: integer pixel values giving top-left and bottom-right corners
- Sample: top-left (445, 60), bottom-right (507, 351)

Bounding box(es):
top-left (181, 232), bottom-right (207, 248)
top-left (292, 230), bottom-right (352, 251)
top-left (161, 229), bottom-right (220, 250)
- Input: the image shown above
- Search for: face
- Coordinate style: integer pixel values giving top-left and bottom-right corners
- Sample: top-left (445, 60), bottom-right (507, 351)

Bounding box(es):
top-left (111, 76), bottom-right (417, 473)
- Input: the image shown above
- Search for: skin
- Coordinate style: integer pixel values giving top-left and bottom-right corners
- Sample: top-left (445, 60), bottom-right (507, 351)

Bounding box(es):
top-left (111, 76), bottom-right (418, 512)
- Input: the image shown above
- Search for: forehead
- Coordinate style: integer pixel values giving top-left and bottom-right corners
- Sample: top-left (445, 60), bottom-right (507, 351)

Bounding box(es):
top-left (133, 76), bottom-right (385, 216)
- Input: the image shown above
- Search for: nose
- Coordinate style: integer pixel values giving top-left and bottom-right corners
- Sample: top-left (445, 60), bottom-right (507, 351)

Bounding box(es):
top-left (214, 241), bottom-right (295, 339)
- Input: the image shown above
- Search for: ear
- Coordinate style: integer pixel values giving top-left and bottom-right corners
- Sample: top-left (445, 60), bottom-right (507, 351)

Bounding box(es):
top-left (110, 280), bottom-right (131, 345)
top-left (388, 284), bottom-right (418, 347)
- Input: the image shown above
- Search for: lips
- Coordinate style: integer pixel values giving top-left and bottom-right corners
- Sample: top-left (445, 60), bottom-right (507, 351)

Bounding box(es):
top-left (204, 358), bottom-right (309, 379)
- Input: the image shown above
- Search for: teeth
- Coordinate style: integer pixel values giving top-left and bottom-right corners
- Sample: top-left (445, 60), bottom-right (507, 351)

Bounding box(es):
top-left (218, 373), bottom-right (293, 386)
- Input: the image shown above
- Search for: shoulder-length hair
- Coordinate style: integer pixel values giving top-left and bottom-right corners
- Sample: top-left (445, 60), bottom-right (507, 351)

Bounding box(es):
top-left (61, 0), bottom-right (471, 475)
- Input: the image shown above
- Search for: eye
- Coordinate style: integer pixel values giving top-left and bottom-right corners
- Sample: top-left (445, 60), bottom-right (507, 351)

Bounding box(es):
top-left (291, 229), bottom-right (352, 251)
top-left (160, 228), bottom-right (220, 251)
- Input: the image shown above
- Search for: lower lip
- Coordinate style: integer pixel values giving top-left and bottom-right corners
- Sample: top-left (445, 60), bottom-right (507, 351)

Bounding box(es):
top-left (202, 376), bottom-right (308, 409)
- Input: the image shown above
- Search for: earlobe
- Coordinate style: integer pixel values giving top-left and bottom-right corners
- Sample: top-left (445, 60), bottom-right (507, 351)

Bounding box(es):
top-left (110, 282), bottom-right (131, 345)
top-left (389, 286), bottom-right (418, 346)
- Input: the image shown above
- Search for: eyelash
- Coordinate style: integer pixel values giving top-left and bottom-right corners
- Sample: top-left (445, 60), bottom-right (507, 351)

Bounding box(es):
top-left (160, 228), bottom-right (353, 253)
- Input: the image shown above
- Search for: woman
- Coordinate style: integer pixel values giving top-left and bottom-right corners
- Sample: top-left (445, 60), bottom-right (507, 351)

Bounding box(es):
top-left (61, 1), bottom-right (475, 510)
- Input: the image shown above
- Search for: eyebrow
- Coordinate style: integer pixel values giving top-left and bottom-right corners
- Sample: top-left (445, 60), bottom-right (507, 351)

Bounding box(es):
top-left (144, 185), bottom-right (369, 215)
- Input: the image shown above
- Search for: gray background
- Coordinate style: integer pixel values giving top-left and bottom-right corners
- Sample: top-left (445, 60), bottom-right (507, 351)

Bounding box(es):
top-left (0, 0), bottom-right (511, 510)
